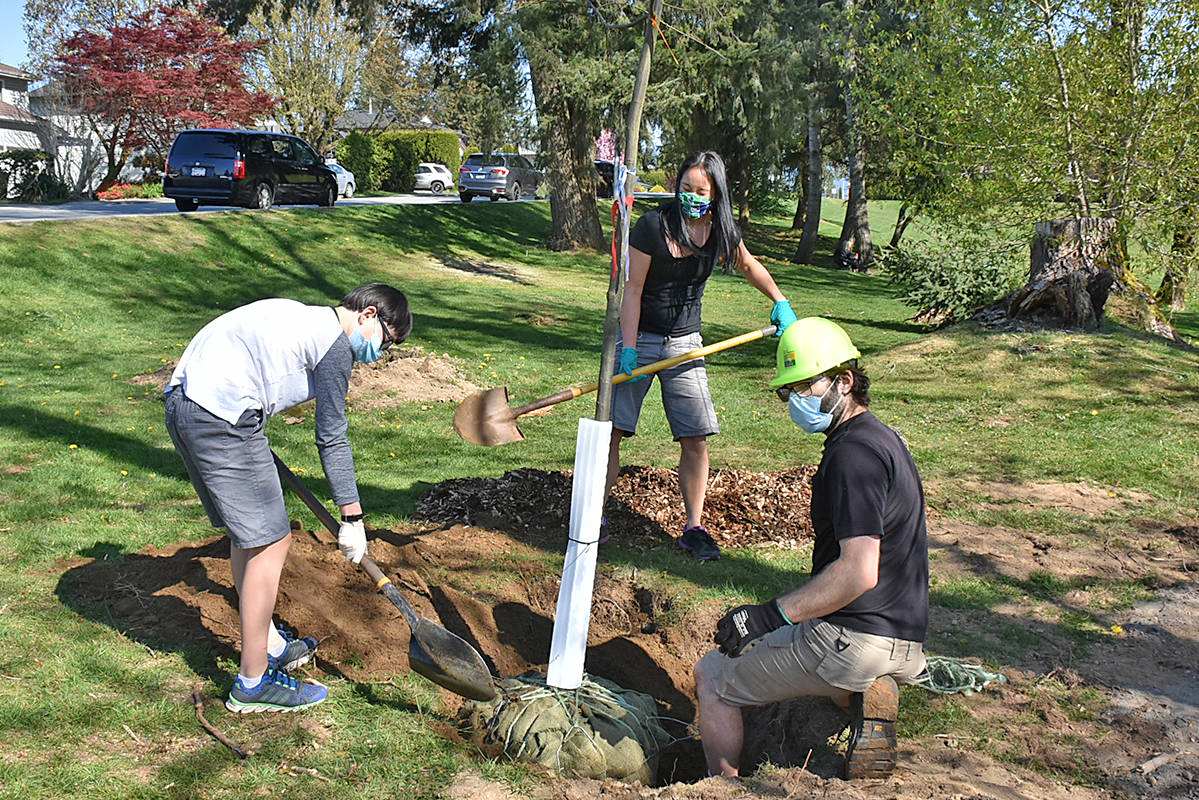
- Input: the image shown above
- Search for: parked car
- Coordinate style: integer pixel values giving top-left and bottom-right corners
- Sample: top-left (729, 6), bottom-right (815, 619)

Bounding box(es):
top-left (458, 153), bottom-right (543, 202)
top-left (594, 159), bottom-right (651, 198)
top-left (414, 162), bottom-right (454, 193)
top-left (163, 129), bottom-right (338, 211)
top-left (326, 163), bottom-right (355, 197)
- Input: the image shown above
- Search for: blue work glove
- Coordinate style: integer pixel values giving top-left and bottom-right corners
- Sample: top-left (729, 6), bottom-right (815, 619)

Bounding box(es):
top-left (771, 299), bottom-right (798, 337)
top-left (618, 346), bottom-right (646, 383)
top-left (714, 601), bottom-right (790, 657)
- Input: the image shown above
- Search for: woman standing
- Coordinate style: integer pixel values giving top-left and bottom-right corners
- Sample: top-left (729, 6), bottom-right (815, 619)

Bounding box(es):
top-left (604, 151), bottom-right (798, 561)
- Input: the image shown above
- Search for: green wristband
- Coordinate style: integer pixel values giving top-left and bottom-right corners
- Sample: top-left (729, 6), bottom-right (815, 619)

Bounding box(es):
top-left (774, 599), bottom-right (794, 625)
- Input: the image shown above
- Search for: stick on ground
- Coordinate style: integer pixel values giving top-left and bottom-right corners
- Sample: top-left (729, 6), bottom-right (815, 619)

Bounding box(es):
top-left (192, 683), bottom-right (249, 758)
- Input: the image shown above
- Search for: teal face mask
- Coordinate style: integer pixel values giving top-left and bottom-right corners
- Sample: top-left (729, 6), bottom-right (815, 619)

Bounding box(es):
top-left (679, 191), bottom-right (712, 219)
top-left (348, 325), bottom-right (383, 363)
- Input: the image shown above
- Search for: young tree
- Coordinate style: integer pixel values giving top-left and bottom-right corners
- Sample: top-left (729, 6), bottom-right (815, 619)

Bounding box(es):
top-left (240, 0), bottom-right (375, 154)
top-left (54, 5), bottom-right (274, 189)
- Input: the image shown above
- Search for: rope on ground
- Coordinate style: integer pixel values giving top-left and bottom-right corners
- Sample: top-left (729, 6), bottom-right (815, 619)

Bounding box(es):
top-left (912, 655), bottom-right (1007, 696)
top-left (463, 673), bottom-right (670, 783)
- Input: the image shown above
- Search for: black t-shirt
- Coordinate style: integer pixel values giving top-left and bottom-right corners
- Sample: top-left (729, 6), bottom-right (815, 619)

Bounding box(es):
top-left (628, 206), bottom-right (741, 335)
top-left (810, 411), bottom-right (929, 642)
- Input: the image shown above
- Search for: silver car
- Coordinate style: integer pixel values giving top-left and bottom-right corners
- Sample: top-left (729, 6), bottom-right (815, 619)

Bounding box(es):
top-left (414, 162), bottom-right (454, 193)
top-left (458, 153), bottom-right (543, 202)
top-left (326, 163), bottom-right (356, 197)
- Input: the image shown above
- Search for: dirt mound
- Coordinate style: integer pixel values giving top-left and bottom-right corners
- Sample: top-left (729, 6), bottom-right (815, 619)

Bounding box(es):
top-left (348, 347), bottom-right (480, 407)
top-left (416, 466), bottom-right (816, 549)
top-left (129, 360), bottom-right (177, 390)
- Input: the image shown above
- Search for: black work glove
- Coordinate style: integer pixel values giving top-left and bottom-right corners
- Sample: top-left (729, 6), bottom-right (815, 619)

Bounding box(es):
top-left (714, 601), bottom-right (789, 657)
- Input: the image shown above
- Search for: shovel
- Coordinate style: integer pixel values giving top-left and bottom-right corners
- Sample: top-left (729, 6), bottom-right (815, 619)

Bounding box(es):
top-left (454, 324), bottom-right (778, 446)
top-left (272, 451), bottom-right (497, 701)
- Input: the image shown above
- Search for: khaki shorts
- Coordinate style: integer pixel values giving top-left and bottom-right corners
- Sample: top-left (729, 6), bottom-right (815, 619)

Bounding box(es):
top-left (701, 618), bottom-right (926, 708)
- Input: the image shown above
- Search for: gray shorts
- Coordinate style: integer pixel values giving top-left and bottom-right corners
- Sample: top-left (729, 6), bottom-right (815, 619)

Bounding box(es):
top-left (611, 331), bottom-right (720, 440)
top-left (700, 618), bottom-right (926, 708)
top-left (164, 389), bottom-right (290, 549)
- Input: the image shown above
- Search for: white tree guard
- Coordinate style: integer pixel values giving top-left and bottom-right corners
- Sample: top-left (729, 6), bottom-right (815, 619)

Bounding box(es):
top-left (546, 417), bottom-right (612, 689)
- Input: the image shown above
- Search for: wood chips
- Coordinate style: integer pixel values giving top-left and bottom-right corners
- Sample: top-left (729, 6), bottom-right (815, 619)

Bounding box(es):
top-left (416, 465), bottom-right (817, 550)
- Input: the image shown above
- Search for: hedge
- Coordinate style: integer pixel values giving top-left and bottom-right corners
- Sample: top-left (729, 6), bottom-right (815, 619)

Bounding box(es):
top-left (335, 129), bottom-right (460, 192)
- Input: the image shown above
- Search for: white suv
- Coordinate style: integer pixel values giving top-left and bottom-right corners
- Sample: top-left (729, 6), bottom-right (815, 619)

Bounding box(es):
top-left (414, 162), bottom-right (454, 193)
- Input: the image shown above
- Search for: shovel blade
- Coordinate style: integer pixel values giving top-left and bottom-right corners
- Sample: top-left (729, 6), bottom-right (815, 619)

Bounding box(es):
top-left (408, 619), bottom-right (497, 701)
top-left (453, 387), bottom-right (525, 447)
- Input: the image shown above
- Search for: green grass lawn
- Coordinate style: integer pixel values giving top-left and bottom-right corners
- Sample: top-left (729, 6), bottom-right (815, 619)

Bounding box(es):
top-left (0, 199), bottom-right (1196, 798)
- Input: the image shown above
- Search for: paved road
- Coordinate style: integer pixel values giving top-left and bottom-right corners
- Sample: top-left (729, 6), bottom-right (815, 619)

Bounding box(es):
top-left (0, 192), bottom-right (472, 224)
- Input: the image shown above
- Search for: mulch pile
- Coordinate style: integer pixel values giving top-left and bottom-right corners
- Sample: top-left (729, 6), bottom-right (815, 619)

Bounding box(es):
top-left (416, 465), bottom-right (817, 549)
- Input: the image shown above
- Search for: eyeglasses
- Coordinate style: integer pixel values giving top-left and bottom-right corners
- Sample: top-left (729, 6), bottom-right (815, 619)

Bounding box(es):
top-left (775, 375), bottom-right (829, 402)
top-left (378, 317), bottom-right (395, 351)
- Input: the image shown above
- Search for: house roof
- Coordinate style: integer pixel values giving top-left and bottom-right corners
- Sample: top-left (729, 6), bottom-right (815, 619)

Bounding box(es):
top-left (335, 108), bottom-right (405, 131)
top-left (0, 62), bottom-right (34, 81)
top-left (0, 100), bottom-right (40, 124)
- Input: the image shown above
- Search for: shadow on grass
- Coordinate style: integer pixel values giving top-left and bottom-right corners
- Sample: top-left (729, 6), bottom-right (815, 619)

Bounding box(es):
top-left (55, 538), bottom-right (237, 684)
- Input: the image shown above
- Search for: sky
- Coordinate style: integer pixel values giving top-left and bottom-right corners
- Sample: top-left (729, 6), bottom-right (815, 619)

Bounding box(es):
top-left (0, 0), bottom-right (29, 70)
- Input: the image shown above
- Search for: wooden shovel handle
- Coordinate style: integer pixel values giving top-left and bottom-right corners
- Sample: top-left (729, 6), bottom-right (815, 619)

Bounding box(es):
top-left (509, 324), bottom-right (777, 418)
top-left (272, 451), bottom-right (419, 628)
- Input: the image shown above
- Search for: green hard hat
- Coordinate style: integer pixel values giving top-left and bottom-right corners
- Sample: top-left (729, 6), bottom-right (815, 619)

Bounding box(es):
top-left (771, 317), bottom-right (861, 387)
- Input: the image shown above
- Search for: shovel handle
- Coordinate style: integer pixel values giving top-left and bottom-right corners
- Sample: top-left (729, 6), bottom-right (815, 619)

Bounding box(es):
top-left (509, 324), bottom-right (778, 418)
top-left (272, 451), bottom-right (420, 629)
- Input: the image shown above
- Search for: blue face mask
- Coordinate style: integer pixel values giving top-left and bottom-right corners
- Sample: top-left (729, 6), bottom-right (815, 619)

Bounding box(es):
top-left (788, 381), bottom-right (846, 434)
top-left (679, 191), bottom-right (712, 219)
top-left (348, 323), bottom-right (383, 363)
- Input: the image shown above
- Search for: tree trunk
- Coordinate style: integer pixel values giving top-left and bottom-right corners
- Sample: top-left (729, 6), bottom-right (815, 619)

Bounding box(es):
top-left (528, 67), bottom-right (604, 252)
top-left (837, 8), bottom-right (874, 270)
top-left (1000, 218), bottom-right (1120, 330)
top-left (1157, 211), bottom-right (1195, 312)
top-left (791, 156), bottom-right (808, 231)
top-left (793, 99), bottom-right (823, 265)
top-left (889, 202), bottom-right (915, 249)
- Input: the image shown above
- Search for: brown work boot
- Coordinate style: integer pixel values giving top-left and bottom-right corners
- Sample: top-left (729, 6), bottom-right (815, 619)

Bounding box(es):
top-left (844, 675), bottom-right (899, 780)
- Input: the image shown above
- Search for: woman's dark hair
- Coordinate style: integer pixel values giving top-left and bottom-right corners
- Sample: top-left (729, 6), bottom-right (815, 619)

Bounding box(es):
top-left (341, 283), bottom-right (412, 344)
top-left (662, 151), bottom-right (741, 267)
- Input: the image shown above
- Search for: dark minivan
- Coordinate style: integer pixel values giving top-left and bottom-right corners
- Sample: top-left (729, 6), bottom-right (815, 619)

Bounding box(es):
top-left (163, 129), bottom-right (338, 212)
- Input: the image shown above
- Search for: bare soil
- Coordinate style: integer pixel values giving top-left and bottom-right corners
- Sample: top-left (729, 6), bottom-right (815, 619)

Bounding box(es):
top-left (56, 472), bottom-right (1198, 800)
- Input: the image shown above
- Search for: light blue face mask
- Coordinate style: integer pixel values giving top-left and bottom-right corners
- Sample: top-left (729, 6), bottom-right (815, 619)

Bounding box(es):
top-left (679, 191), bottom-right (712, 219)
top-left (788, 381), bottom-right (846, 434)
top-left (348, 323), bottom-right (383, 363)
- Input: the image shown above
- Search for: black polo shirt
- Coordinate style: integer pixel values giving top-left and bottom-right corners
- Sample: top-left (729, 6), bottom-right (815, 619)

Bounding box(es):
top-left (810, 410), bottom-right (929, 642)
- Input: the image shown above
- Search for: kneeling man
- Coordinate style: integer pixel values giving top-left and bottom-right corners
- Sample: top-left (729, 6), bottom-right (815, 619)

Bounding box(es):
top-left (694, 318), bottom-right (929, 780)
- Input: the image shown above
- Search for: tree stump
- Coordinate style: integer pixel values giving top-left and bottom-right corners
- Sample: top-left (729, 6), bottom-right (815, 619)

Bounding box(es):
top-left (1002, 217), bottom-right (1119, 330)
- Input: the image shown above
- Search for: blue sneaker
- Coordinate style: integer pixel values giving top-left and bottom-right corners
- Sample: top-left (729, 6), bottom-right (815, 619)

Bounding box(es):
top-left (225, 669), bottom-right (327, 713)
top-left (268, 628), bottom-right (317, 672)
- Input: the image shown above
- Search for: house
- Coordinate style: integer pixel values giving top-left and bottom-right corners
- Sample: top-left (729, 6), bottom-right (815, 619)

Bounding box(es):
top-left (0, 62), bottom-right (44, 154)
top-left (28, 80), bottom-right (112, 193)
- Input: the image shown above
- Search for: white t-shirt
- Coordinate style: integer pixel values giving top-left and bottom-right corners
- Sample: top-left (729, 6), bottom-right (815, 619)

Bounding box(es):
top-left (166, 299), bottom-right (343, 425)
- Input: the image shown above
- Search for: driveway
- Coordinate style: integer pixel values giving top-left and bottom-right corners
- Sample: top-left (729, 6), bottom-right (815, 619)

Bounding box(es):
top-left (0, 192), bottom-right (468, 224)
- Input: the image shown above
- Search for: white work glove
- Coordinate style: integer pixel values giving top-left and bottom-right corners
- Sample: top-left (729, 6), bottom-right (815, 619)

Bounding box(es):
top-left (338, 519), bottom-right (367, 564)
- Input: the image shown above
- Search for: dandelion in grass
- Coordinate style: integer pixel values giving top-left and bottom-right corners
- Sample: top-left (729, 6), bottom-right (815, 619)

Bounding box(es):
top-left (69, 444), bottom-right (78, 449)
top-left (121, 470), bottom-right (128, 476)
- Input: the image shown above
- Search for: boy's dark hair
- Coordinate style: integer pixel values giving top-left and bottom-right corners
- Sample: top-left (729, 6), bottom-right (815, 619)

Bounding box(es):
top-left (342, 283), bottom-right (412, 343)
top-left (831, 364), bottom-right (871, 407)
